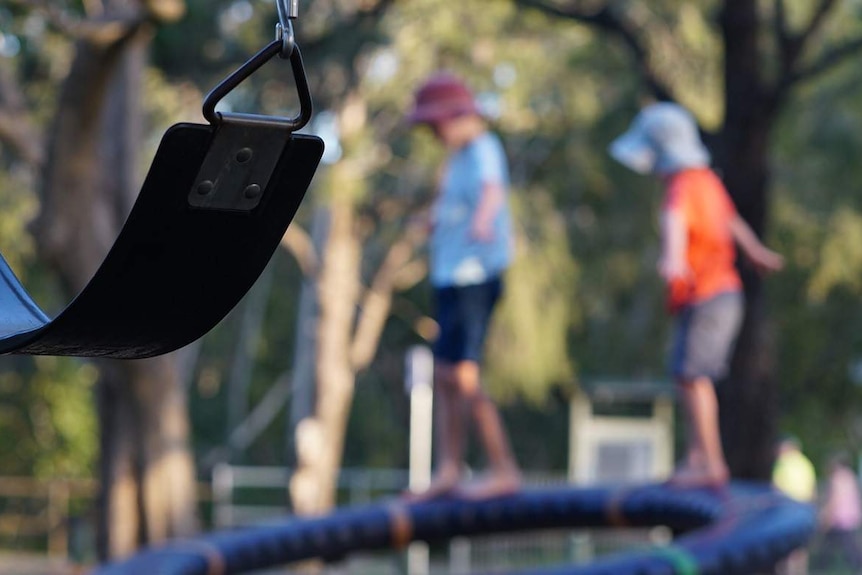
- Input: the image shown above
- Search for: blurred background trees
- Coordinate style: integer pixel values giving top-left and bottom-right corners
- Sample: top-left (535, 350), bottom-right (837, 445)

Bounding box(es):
top-left (2, 0), bottom-right (862, 561)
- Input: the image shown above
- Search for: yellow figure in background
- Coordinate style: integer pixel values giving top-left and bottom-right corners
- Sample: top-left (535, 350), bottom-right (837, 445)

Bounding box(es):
top-left (772, 436), bottom-right (816, 575)
top-left (773, 436), bottom-right (817, 502)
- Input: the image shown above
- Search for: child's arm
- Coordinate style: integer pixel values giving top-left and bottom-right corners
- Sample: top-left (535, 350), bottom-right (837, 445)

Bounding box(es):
top-left (658, 210), bottom-right (690, 282)
top-left (729, 215), bottom-right (784, 273)
top-left (659, 209), bottom-right (693, 313)
top-left (471, 181), bottom-right (505, 241)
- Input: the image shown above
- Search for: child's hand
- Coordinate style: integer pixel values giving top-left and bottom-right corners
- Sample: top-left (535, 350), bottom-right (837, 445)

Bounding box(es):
top-left (470, 217), bottom-right (495, 242)
top-left (658, 257), bottom-right (693, 313)
top-left (748, 246), bottom-right (784, 274)
top-left (730, 215), bottom-right (785, 275)
top-left (408, 211), bottom-right (433, 237)
top-left (657, 256), bottom-right (692, 283)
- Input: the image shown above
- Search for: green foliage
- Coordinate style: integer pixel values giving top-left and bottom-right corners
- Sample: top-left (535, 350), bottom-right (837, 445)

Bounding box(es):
top-left (768, 38), bottom-right (862, 465)
top-left (27, 358), bottom-right (98, 478)
top-left (0, 357), bottom-right (97, 478)
top-left (486, 190), bottom-right (577, 405)
top-left (0, 12), bottom-right (100, 480)
top-left (152, 0), bottom-right (249, 81)
top-left (808, 209), bottom-right (862, 302)
top-left (344, 370), bottom-right (409, 468)
top-left (0, 171), bottom-right (38, 273)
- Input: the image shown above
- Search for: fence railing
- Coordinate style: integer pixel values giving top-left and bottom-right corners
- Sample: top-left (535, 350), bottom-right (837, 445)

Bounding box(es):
top-left (0, 476), bottom-right (96, 560)
top-left (0, 476), bottom-right (212, 563)
top-left (212, 465), bottom-right (410, 528)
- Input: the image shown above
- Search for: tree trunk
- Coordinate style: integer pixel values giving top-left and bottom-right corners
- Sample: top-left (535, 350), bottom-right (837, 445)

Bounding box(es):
top-left (97, 358), bottom-right (197, 557)
top-left (33, 10), bottom-right (197, 559)
top-left (290, 202), bottom-right (360, 515)
top-left (97, 363), bottom-right (140, 557)
top-left (287, 210), bottom-right (330, 468)
top-left (716, 0), bottom-right (778, 480)
top-left (286, 200), bottom-right (425, 515)
top-left (127, 358), bottom-right (198, 544)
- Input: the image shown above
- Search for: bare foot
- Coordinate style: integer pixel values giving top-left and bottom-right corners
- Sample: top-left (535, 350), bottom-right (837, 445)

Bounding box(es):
top-left (666, 463), bottom-right (729, 489)
top-left (402, 471), bottom-right (460, 502)
top-left (454, 472), bottom-right (522, 500)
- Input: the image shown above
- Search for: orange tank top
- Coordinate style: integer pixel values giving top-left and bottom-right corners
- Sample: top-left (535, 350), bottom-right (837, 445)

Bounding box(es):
top-left (663, 168), bottom-right (742, 311)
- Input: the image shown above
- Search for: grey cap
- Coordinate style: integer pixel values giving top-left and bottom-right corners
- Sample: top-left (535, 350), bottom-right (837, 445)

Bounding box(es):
top-left (609, 102), bottom-right (710, 175)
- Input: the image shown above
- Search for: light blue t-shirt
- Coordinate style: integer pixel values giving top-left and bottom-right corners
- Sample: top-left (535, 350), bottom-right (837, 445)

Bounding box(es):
top-left (430, 132), bottom-right (513, 287)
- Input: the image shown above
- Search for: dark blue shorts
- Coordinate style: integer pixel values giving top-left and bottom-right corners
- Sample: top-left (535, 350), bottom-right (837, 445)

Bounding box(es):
top-left (670, 291), bottom-right (744, 381)
top-left (433, 277), bottom-right (502, 363)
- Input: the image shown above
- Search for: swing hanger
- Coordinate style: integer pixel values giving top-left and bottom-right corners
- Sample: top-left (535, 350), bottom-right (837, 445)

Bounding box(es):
top-left (201, 0), bottom-right (311, 131)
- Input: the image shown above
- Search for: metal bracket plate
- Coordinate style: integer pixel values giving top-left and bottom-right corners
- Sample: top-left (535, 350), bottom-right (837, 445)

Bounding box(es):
top-left (188, 122), bottom-right (289, 212)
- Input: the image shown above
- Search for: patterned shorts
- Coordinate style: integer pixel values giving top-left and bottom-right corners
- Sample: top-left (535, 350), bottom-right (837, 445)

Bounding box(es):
top-left (670, 291), bottom-right (744, 381)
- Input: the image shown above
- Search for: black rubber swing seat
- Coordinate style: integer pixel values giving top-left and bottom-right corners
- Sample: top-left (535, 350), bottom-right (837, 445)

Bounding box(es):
top-left (0, 40), bottom-right (323, 359)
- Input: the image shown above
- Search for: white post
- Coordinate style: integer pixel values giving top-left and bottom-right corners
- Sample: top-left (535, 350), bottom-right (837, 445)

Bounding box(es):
top-left (406, 345), bottom-right (434, 575)
top-left (449, 537), bottom-right (472, 574)
top-left (568, 389), bottom-right (593, 484)
top-left (212, 463), bottom-right (234, 528)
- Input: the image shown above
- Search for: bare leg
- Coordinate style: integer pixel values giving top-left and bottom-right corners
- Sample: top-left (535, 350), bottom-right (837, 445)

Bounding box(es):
top-left (776, 549), bottom-right (808, 575)
top-left (453, 360), bottom-right (521, 499)
top-left (406, 362), bottom-right (462, 500)
top-left (670, 376), bottom-right (729, 487)
top-left (679, 382), bottom-right (706, 470)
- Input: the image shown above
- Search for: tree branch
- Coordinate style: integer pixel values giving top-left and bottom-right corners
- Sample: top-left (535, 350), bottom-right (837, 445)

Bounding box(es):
top-left (513, 0), bottom-right (674, 102)
top-left (0, 112), bottom-right (43, 166)
top-left (786, 35), bottom-right (862, 88)
top-left (300, 0), bottom-right (397, 53)
top-left (7, 0), bottom-right (84, 34)
top-left (0, 64), bottom-right (43, 166)
top-left (7, 0), bottom-right (179, 44)
top-left (773, 0), bottom-right (790, 51)
top-left (798, 0), bottom-right (839, 47)
top-left (349, 224), bottom-right (426, 371)
top-left (774, 0), bottom-right (841, 93)
top-left (280, 225), bottom-right (319, 278)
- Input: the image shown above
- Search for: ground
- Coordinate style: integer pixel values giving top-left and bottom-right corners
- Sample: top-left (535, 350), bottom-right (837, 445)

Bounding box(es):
top-left (0, 554), bottom-right (80, 575)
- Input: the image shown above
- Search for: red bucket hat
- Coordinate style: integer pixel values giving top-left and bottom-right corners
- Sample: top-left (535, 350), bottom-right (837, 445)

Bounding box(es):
top-left (407, 72), bottom-right (479, 125)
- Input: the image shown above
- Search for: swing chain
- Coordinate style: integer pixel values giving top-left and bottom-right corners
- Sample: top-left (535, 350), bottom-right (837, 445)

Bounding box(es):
top-left (276, 0), bottom-right (299, 58)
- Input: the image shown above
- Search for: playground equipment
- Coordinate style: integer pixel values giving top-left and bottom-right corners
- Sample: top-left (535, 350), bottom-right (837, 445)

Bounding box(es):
top-left (0, 1), bottom-right (322, 359)
top-left (569, 379), bottom-right (675, 485)
top-left (93, 482), bottom-right (815, 575)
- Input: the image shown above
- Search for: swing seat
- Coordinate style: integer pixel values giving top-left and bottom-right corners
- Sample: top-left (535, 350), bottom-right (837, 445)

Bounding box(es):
top-left (0, 38), bottom-right (323, 359)
top-left (0, 120), bottom-right (323, 358)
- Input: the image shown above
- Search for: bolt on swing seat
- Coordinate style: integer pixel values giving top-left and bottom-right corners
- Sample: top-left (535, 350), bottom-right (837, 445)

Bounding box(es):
top-left (0, 39), bottom-right (323, 359)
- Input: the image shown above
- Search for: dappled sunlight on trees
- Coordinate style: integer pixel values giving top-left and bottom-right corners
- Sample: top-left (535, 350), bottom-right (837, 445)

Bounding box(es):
top-left (486, 191), bottom-right (578, 405)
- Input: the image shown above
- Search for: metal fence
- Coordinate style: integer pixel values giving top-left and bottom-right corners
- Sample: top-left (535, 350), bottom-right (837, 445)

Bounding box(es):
top-left (211, 464), bottom-right (410, 528)
top-left (0, 476), bottom-right (96, 561)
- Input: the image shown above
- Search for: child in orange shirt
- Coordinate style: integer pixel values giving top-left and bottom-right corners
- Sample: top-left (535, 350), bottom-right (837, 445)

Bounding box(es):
top-left (610, 103), bottom-right (784, 487)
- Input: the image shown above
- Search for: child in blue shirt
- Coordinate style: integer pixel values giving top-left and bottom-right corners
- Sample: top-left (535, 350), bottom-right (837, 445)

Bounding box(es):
top-left (407, 72), bottom-right (520, 500)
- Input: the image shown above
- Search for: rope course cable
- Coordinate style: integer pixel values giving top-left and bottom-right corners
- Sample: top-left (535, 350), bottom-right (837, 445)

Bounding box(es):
top-left (92, 482), bottom-right (816, 575)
